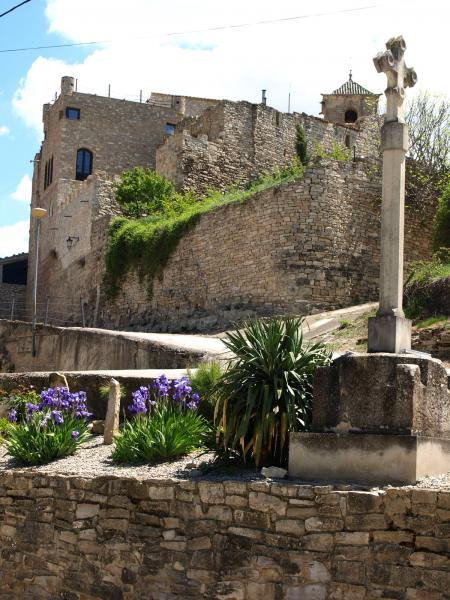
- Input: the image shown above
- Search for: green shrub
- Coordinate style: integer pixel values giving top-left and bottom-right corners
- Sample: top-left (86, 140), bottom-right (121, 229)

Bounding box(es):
top-left (113, 167), bottom-right (177, 218)
top-left (5, 387), bottom-right (91, 465)
top-left (0, 417), bottom-right (13, 441)
top-left (112, 404), bottom-right (209, 463)
top-left (188, 362), bottom-right (223, 422)
top-left (434, 177), bottom-right (450, 251)
top-left (314, 141), bottom-right (351, 161)
top-left (2, 386), bottom-right (40, 422)
top-left (104, 162), bottom-right (304, 298)
top-left (295, 124), bottom-right (309, 166)
top-left (214, 316), bottom-right (331, 467)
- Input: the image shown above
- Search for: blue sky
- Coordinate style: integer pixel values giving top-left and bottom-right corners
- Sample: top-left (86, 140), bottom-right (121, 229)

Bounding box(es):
top-left (0, 0), bottom-right (449, 258)
top-left (0, 0), bottom-right (90, 256)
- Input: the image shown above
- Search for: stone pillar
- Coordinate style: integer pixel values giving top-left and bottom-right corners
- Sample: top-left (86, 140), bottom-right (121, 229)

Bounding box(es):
top-left (368, 36), bottom-right (417, 353)
top-left (103, 378), bottom-right (121, 445)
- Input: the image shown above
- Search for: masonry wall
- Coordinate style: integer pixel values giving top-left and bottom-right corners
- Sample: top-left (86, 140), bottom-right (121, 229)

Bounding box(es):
top-left (0, 284), bottom-right (26, 321)
top-left (0, 320), bottom-right (219, 373)
top-left (99, 158), bottom-right (434, 332)
top-left (156, 101), bottom-right (380, 194)
top-left (1, 473), bottom-right (450, 599)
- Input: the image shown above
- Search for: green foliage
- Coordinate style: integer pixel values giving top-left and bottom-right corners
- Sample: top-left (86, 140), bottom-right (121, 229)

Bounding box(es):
top-left (404, 251), bottom-right (450, 320)
top-left (405, 253), bottom-right (450, 287)
top-left (112, 404), bottom-right (209, 463)
top-left (5, 414), bottom-right (90, 466)
top-left (434, 177), bottom-right (450, 251)
top-left (415, 315), bottom-right (448, 329)
top-left (105, 161), bottom-right (304, 298)
top-left (404, 296), bottom-right (425, 320)
top-left (214, 316), bottom-right (331, 467)
top-left (4, 388), bottom-right (40, 421)
top-left (188, 362), bottom-right (223, 422)
top-left (313, 141), bottom-right (351, 162)
top-left (0, 417), bottom-right (13, 441)
top-left (113, 167), bottom-right (177, 218)
top-left (295, 124), bottom-right (309, 166)
top-left (339, 319), bottom-right (352, 330)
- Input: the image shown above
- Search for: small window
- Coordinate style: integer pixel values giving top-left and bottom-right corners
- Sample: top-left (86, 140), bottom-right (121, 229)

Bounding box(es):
top-left (344, 109), bottom-right (358, 123)
top-left (76, 148), bottom-right (93, 181)
top-left (165, 123), bottom-right (176, 135)
top-left (66, 107), bottom-right (80, 120)
top-left (345, 135), bottom-right (351, 148)
top-left (43, 156), bottom-right (54, 190)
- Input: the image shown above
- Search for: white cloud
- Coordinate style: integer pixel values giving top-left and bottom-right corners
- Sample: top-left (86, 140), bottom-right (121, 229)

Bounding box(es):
top-left (12, 0), bottom-right (450, 138)
top-left (0, 126), bottom-right (9, 136)
top-left (0, 220), bottom-right (29, 258)
top-left (11, 174), bottom-right (32, 203)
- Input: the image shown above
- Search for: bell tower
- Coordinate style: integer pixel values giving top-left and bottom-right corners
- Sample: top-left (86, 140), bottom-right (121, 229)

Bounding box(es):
top-left (321, 70), bottom-right (380, 124)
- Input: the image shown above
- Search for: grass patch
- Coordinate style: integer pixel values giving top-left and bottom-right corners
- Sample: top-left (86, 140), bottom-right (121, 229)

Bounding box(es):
top-left (104, 162), bottom-right (304, 298)
top-left (415, 315), bottom-right (449, 329)
top-left (404, 252), bottom-right (450, 320)
top-left (405, 258), bottom-right (450, 287)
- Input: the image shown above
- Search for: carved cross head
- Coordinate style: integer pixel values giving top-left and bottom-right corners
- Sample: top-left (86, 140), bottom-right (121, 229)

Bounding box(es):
top-left (373, 36), bottom-right (417, 122)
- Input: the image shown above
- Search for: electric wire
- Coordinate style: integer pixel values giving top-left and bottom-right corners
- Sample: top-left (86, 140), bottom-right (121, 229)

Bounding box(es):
top-left (0, 3), bottom-right (381, 53)
top-left (0, 0), bottom-right (31, 20)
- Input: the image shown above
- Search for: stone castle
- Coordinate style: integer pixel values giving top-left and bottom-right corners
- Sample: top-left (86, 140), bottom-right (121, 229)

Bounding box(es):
top-left (1, 72), bottom-right (436, 333)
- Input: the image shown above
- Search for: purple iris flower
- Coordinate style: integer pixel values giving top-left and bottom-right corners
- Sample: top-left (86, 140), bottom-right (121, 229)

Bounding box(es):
top-left (7, 409), bottom-right (17, 423)
top-left (51, 410), bottom-right (64, 426)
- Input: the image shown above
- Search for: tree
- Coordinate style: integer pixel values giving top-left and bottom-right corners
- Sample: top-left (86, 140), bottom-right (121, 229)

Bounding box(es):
top-left (434, 176), bottom-right (450, 250)
top-left (295, 124), bottom-right (309, 166)
top-left (406, 91), bottom-right (450, 172)
top-left (404, 92), bottom-right (450, 211)
top-left (113, 167), bottom-right (175, 218)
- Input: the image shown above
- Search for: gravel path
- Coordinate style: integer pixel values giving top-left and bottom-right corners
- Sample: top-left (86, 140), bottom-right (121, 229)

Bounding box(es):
top-left (1, 435), bottom-right (450, 489)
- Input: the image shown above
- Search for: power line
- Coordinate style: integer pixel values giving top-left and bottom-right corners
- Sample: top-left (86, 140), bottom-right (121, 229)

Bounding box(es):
top-left (0, 0), bottom-right (31, 19)
top-left (0, 3), bottom-right (381, 54)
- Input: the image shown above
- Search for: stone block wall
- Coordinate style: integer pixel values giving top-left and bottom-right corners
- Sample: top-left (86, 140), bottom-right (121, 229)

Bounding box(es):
top-left (1, 472), bottom-right (450, 599)
top-left (99, 158), bottom-right (434, 332)
top-left (156, 100), bottom-right (381, 195)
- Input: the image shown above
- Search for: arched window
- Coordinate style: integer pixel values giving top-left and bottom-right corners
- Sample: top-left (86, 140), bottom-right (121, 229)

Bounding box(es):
top-left (344, 109), bottom-right (358, 123)
top-left (75, 148), bottom-right (93, 181)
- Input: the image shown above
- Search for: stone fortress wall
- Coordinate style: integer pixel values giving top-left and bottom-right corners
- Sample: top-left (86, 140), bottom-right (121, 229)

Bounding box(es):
top-left (97, 159), bottom-right (434, 332)
top-left (156, 100), bottom-right (380, 194)
top-left (1, 472), bottom-right (450, 599)
top-left (23, 77), bottom-right (435, 333)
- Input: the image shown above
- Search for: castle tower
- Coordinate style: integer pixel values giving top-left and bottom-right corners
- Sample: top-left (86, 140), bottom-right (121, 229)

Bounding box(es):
top-left (321, 71), bottom-right (380, 124)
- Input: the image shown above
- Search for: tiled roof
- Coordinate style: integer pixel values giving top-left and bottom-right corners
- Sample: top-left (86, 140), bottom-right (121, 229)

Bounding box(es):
top-left (331, 72), bottom-right (377, 96)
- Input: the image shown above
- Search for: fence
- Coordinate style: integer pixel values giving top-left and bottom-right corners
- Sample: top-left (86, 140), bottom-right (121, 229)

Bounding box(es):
top-left (0, 293), bottom-right (88, 328)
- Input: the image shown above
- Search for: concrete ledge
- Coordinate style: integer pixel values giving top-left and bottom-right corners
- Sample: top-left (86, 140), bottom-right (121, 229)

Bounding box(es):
top-left (289, 431), bottom-right (450, 485)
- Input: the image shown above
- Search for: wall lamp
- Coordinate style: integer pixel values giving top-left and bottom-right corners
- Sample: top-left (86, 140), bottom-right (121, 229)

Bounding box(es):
top-left (66, 236), bottom-right (80, 250)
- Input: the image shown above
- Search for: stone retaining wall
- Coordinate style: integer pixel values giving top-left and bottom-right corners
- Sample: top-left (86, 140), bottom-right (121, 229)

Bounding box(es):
top-left (99, 158), bottom-right (435, 332)
top-left (0, 320), bottom-right (223, 373)
top-left (0, 473), bottom-right (450, 598)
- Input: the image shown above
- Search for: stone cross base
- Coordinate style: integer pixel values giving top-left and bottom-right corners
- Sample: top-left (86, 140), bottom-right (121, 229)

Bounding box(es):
top-left (289, 432), bottom-right (450, 485)
top-left (288, 353), bottom-right (450, 485)
top-left (368, 314), bottom-right (411, 353)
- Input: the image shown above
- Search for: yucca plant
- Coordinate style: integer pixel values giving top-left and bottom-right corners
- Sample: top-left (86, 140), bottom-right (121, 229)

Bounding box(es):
top-left (214, 317), bottom-right (331, 467)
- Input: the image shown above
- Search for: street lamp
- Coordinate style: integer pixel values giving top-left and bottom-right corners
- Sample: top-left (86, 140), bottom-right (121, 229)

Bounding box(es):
top-left (31, 206), bottom-right (48, 357)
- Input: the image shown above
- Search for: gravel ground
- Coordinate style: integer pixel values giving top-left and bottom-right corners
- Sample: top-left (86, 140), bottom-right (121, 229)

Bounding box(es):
top-left (0, 436), bottom-right (261, 482)
top-left (1, 436), bottom-right (450, 489)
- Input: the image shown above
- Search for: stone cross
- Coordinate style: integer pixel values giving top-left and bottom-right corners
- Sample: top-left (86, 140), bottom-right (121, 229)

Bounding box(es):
top-left (103, 378), bottom-right (121, 445)
top-left (373, 36), bottom-right (417, 123)
top-left (368, 36), bottom-right (417, 353)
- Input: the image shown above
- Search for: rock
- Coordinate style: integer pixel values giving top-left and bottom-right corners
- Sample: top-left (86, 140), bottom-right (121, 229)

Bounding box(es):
top-left (185, 462), bottom-right (197, 469)
top-left (103, 379), bottom-right (121, 445)
top-left (261, 466), bottom-right (287, 479)
top-left (49, 372), bottom-right (69, 389)
top-left (91, 420), bottom-right (105, 435)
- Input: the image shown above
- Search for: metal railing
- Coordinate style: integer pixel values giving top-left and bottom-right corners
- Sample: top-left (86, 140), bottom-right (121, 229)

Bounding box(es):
top-left (0, 294), bottom-right (88, 328)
